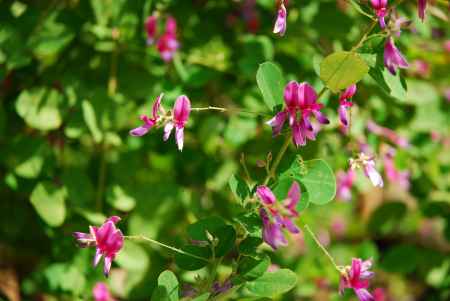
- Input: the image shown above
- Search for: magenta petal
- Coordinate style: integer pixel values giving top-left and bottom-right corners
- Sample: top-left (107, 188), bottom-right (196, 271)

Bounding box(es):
top-left (175, 126), bottom-right (185, 151)
top-left (286, 181), bottom-right (301, 210)
top-left (129, 125), bottom-right (151, 137)
top-left (145, 14), bottom-right (158, 45)
top-left (418, 0), bottom-right (427, 21)
top-left (103, 256), bottom-right (113, 277)
top-left (173, 95), bottom-right (191, 126)
top-left (314, 111), bottom-right (329, 124)
top-left (273, 3), bottom-right (287, 36)
top-left (256, 185), bottom-right (277, 205)
top-left (93, 248), bottom-right (102, 267)
top-left (384, 38), bottom-right (409, 75)
top-left (106, 216), bottom-right (121, 224)
top-left (284, 81), bottom-right (300, 108)
top-left (282, 217), bottom-right (300, 234)
top-left (152, 93), bottom-right (164, 120)
top-left (298, 82), bottom-right (318, 106)
top-left (163, 122), bottom-right (174, 141)
top-left (364, 161), bottom-right (384, 187)
top-left (93, 282), bottom-right (112, 301)
top-left (292, 122), bottom-right (305, 147)
top-left (260, 209), bottom-right (287, 250)
top-left (355, 288), bottom-right (375, 301)
top-left (338, 105), bottom-right (348, 127)
top-left (166, 16), bottom-right (177, 35)
top-left (267, 111), bottom-right (287, 136)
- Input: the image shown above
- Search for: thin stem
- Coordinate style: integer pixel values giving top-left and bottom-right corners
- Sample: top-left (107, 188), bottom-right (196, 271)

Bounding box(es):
top-left (303, 224), bottom-right (340, 272)
top-left (191, 106), bottom-right (270, 116)
top-left (317, 87), bottom-right (328, 100)
top-left (125, 235), bottom-right (210, 262)
top-left (264, 134), bottom-right (291, 185)
top-left (351, 19), bottom-right (378, 52)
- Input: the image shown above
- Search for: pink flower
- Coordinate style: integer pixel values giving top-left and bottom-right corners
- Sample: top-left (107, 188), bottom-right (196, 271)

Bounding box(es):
top-left (256, 182), bottom-right (301, 250)
top-left (367, 120), bottom-right (410, 148)
top-left (338, 84), bottom-right (357, 133)
top-left (410, 59), bottom-right (430, 78)
top-left (73, 216), bottom-right (124, 277)
top-left (350, 153), bottom-right (384, 188)
top-left (145, 14), bottom-right (158, 45)
top-left (267, 81), bottom-right (329, 147)
top-left (93, 282), bottom-right (115, 301)
top-left (164, 95), bottom-right (191, 151)
top-left (130, 93), bottom-right (164, 136)
top-left (373, 288), bottom-right (388, 301)
top-left (370, 0), bottom-right (388, 28)
top-left (340, 258), bottom-right (375, 301)
top-left (156, 17), bottom-right (179, 62)
top-left (336, 169), bottom-right (356, 201)
top-left (273, 2), bottom-right (287, 36)
top-left (384, 37), bottom-right (408, 75)
top-left (384, 149), bottom-right (410, 190)
top-left (418, 0), bottom-right (427, 21)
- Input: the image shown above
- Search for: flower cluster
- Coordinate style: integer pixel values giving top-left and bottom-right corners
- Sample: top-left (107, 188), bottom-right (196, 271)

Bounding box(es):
top-left (367, 120), bottom-right (409, 148)
top-left (339, 258), bottom-right (375, 301)
top-left (130, 94), bottom-right (191, 151)
top-left (256, 182), bottom-right (301, 249)
top-left (350, 153), bottom-right (384, 188)
top-left (73, 216), bottom-right (124, 277)
top-left (267, 81), bottom-right (329, 147)
top-left (338, 84), bottom-right (357, 133)
top-left (145, 14), bottom-right (179, 62)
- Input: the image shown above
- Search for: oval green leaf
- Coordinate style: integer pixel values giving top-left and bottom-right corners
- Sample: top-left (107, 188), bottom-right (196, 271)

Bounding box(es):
top-left (256, 62), bottom-right (284, 111)
top-left (243, 269), bottom-right (297, 297)
top-left (320, 51), bottom-right (369, 93)
top-left (30, 181), bottom-right (67, 227)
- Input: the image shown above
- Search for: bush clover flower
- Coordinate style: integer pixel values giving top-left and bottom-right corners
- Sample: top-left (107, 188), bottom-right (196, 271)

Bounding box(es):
top-left (267, 81), bottom-right (329, 147)
top-left (350, 153), bottom-right (384, 188)
top-left (384, 37), bottom-right (409, 75)
top-left (339, 258), bottom-right (375, 301)
top-left (418, 0), bottom-right (427, 21)
top-left (164, 95), bottom-right (191, 151)
top-left (129, 93), bottom-right (164, 137)
top-left (338, 84), bottom-right (357, 133)
top-left (256, 182), bottom-right (301, 250)
top-left (156, 16), bottom-right (179, 62)
top-left (370, 0), bottom-right (388, 28)
top-left (145, 14), bottom-right (158, 45)
top-left (73, 216), bottom-right (124, 277)
top-left (93, 282), bottom-right (115, 301)
top-left (273, 1), bottom-right (287, 36)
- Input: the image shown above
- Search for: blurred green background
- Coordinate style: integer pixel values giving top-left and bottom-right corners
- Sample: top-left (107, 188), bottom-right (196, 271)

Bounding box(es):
top-left (0, 0), bottom-right (449, 300)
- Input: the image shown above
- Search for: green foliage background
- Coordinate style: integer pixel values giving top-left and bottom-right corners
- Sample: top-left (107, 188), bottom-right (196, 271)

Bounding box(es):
top-left (0, 0), bottom-right (449, 300)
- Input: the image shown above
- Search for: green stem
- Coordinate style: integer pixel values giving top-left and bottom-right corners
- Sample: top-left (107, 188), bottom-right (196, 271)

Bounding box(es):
top-left (264, 134), bottom-right (291, 185)
top-left (125, 235), bottom-right (210, 263)
top-left (351, 19), bottom-right (378, 52)
top-left (190, 106), bottom-right (269, 116)
top-left (302, 223), bottom-right (341, 273)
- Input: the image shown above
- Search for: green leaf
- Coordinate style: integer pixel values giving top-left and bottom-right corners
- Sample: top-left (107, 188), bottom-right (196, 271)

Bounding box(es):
top-left (13, 138), bottom-right (46, 179)
top-left (369, 67), bottom-right (407, 101)
top-left (175, 245), bottom-right (210, 271)
top-left (229, 174), bottom-right (250, 205)
top-left (82, 100), bottom-right (103, 143)
top-left (320, 51), bottom-right (369, 93)
top-left (256, 62), bottom-right (284, 111)
top-left (243, 269), bottom-right (297, 297)
top-left (238, 254), bottom-right (270, 280)
top-left (187, 217), bottom-right (236, 257)
top-left (16, 88), bottom-right (63, 131)
top-left (152, 270), bottom-right (179, 301)
top-left (280, 158), bottom-right (336, 205)
top-left (238, 236), bottom-right (263, 255)
top-left (235, 212), bottom-right (262, 237)
top-left (30, 181), bottom-right (67, 227)
top-left (106, 185), bottom-right (136, 212)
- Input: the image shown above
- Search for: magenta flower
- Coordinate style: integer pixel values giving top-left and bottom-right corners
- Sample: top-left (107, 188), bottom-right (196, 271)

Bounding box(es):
top-left (367, 120), bottom-right (410, 148)
top-left (164, 95), bottom-right (191, 151)
top-left (336, 169), bottom-right (356, 201)
top-left (418, 0), bottom-right (427, 21)
top-left (73, 216), bottom-right (124, 277)
top-left (93, 282), bottom-right (115, 301)
top-left (350, 153), bottom-right (384, 188)
top-left (339, 258), bottom-right (375, 301)
top-left (156, 16), bottom-right (179, 62)
top-left (273, 2), bottom-right (287, 36)
top-left (256, 182), bottom-right (301, 249)
top-left (338, 84), bottom-right (357, 133)
top-left (384, 37), bottom-right (408, 75)
top-left (384, 149), bottom-right (410, 190)
top-left (130, 93), bottom-right (164, 137)
top-left (370, 0), bottom-right (388, 28)
top-left (267, 81), bottom-right (329, 147)
top-left (145, 14), bottom-right (158, 45)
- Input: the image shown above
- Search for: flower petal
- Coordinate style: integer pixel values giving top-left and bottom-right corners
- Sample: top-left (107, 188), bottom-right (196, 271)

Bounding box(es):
top-left (256, 185), bottom-right (277, 205)
top-left (163, 122), bottom-right (174, 141)
top-left (175, 126), bottom-right (185, 151)
top-left (173, 95), bottom-right (191, 126)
